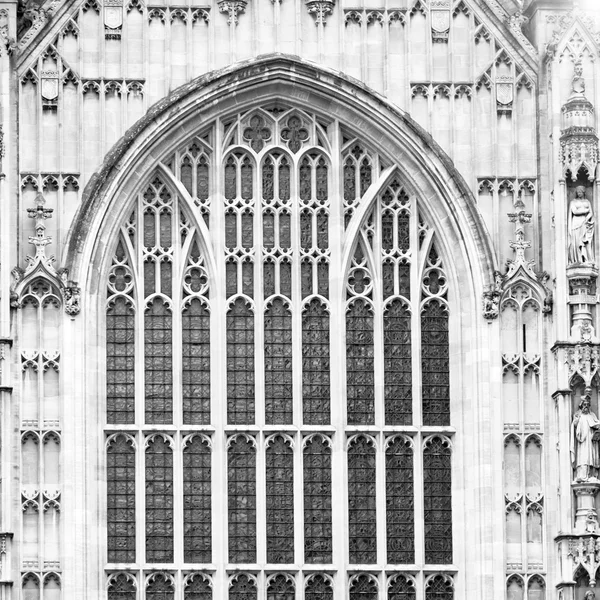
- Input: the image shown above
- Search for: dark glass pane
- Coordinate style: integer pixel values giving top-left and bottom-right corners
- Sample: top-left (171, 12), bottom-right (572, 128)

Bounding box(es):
top-left (305, 575), bottom-right (333, 600)
top-left (263, 159), bottom-right (274, 201)
top-left (226, 261), bottom-right (237, 298)
top-left (229, 574), bottom-right (256, 600)
top-left (266, 436), bottom-right (294, 563)
top-left (225, 156), bottom-right (236, 200)
top-left (316, 158), bottom-right (327, 202)
top-left (159, 208), bottom-right (172, 248)
top-left (348, 436), bottom-right (377, 564)
top-left (300, 210), bottom-right (312, 249)
top-left (344, 160), bottom-right (356, 202)
top-left (107, 435), bottom-right (136, 563)
top-left (359, 157), bottom-right (372, 197)
top-left (108, 574), bottom-right (136, 600)
top-left (346, 299), bottom-right (375, 425)
top-left (144, 259), bottom-right (155, 298)
top-left (263, 212), bottom-right (275, 248)
top-left (425, 576), bottom-right (453, 600)
top-left (144, 298), bottom-right (173, 425)
top-left (241, 212), bottom-right (253, 248)
top-left (302, 299), bottom-right (330, 425)
top-left (398, 211), bottom-right (410, 251)
top-left (144, 208), bottom-right (155, 248)
top-left (267, 574), bottom-right (295, 600)
top-left (145, 437), bottom-right (174, 563)
top-left (225, 211), bottom-right (237, 248)
top-left (421, 300), bottom-right (450, 426)
top-left (106, 297), bottom-right (135, 424)
top-left (424, 437), bottom-right (453, 564)
top-left (382, 262), bottom-right (395, 299)
top-left (242, 261), bottom-right (254, 298)
top-left (384, 299), bottom-right (412, 425)
top-left (301, 261), bottom-right (312, 299)
top-left (146, 574), bottom-right (174, 600)
top-left (300, 158), bottom-right (311, 201)
top-left (228, 437), bottom-right (256, 563)
top-left (264, 298), bottom-right (293, 424)
top-left (388, 575), bottom-right (416, 600)
top-left (241, 158), bottom-right (253, 200)
top-left (279, 159), bottom-right (291, 200)
top-left (349, 575), bottom-right (378, 600)
top-left (280, 212), bottom-right (291, 249)
top-left (303, 436), bottom-right (332, 563)
top-left (386, 437), bottom-right (414, 563)
top-left (183, 436), bottom-right (211, 562)
top-left (160, 260), bottom-right (172, 298)
top-left (317, 261), bottom-right (329, 298)
top-left (185, 575), bottom-right (212, 600)
top-left (280, 260), bottom-right (292, 298)
top-left (197, 156), bottom-right (209, 201)
top-left (181, 156), bottom-right (193, 195)
top-left (182, 300), bottom-right (211, 425)
top-left (382, 211), bottom-right (394, 251)
top-left (316, 210), bottom-right (328, 250)
top-left (227, 299), bottom-right (255, 425)
top-left (399, 263), bottom-right (410, 298)
top-left (263, 261), bottom-right (276, 298)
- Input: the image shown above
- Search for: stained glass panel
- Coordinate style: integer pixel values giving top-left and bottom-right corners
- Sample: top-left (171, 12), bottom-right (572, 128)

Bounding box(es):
top-left (145, 437), bottom-right (174, 563)
top-left (106, 297), bottom-right (135, 425)
top-left (386, 437), bottom-right (414, 563)
top-left (266, 574), bottom-right (295, 600)
top-left (388, 575), bottom-right (416, 600)
top-left (349, 575), bottom-right (378, 600)
top-left (144, 298), bottom-right (173, 425)
top-left (266, 436), bottom-right (294, 563)
top-left (182, 299), bottom-right (210, 425)
top-left (229, 575), bottom-right (257, 600)
top-left (348, 435), bottom-right (377, 564)
top-left (302, 299), bottom-right (330, 425)
top-left (107, 435), bottom-right (136, 563)
top-left (384, 299), bottom-right (412, 425)
top-left (346, 299), bottom-right (375, 425)
top-left (227, 299), bottom-right (255, 425)
top-left (183, 435), bottom-right (211, 563)
top-left (303, 435), bottom-right (332, 563)
top-left (264, 298), bottom-right (293, 424)
top-left (305, 575), bottom-right (333, 600)
top-left (228, 436), bottom-right (256, 563)
top-left (423, 437), bottom-right (452, 564)
top-left (421, 300), bottom-right (450, 426)
top-left (107, 574), bottom-right (136, 600)
top-left (425, 576), bottom-right (453, 600)
top-left (184, 575), bottom-right (212, 600)
top-left (146, 574), bottom-right (174, 600)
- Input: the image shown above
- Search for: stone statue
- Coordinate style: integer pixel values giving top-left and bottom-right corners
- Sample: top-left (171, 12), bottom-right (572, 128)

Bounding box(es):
top-left (585, 592), bottom-right (596, 600)
top-left (568, 186), bottom-right (595, 265)
top-left (571, 390), bottom-right (600, 482)
top-left (571, 60), bottom-right (586, 97)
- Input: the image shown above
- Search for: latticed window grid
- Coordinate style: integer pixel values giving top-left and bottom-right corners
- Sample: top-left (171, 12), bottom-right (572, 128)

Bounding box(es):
top-left (183, 435), bottom-right (212, 563)
top-left (103, 109), bottom-right (456, 597)
top-left (266, 435), bottom-right (294, 564)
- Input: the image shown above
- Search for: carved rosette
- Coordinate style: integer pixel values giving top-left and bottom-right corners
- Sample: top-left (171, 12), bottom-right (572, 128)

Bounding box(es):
top-left (305, 0), bottom-right (335, 25)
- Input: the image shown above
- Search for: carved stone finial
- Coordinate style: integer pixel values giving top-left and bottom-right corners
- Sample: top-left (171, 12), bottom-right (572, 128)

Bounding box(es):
top-left (25, 193), bottom-right (54, 274)
top-left (218, 0), bottom-right (248, 25)
top-left (305, 0), bottom-right (335, 25)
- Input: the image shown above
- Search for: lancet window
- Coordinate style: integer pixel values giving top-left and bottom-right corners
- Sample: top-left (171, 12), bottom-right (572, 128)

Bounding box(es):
top-left (103, 108), bottom-right (455, 598)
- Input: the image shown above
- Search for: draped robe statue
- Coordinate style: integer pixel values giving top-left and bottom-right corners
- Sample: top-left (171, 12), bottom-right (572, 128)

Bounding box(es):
top-left (571, 393), bottom-right (600, 482)
top-left (568, 186), bottom-right (595, 265)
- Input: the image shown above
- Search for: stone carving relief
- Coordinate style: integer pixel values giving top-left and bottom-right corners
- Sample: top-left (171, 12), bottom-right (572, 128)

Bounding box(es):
top-left (568, 186), bottom-right (595, 266)
top-left (572, 389), bottom-right (600, 482)
top-left (218, 0), bottom-right (248, 25)
top-left (306, 0), bottom-right (335, 25)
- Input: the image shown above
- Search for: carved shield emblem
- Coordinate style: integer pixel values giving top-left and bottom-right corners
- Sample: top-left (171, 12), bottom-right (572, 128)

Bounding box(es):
top-left (431, 9), bottom-right (450, 35)
top-left (40, 70), bottom-right (59, 101)
top-left (104, 1), bottom-right (123, 30)
top-left (496, 77), bottom-right (514, 106)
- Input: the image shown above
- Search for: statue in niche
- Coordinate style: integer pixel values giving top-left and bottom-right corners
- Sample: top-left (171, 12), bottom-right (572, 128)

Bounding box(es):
top-left (585, 592), bottom-right (596, 600)
top-left (571, 60), bottom-right (586, 98)
top-left (571, 389), bottom-right (600, 482)
top-left (568, 186), bottom-right (595, 265)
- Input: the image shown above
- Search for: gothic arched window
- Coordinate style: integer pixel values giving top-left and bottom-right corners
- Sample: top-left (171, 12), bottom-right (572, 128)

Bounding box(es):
top-left (103, 108), bottom-right (455, 598)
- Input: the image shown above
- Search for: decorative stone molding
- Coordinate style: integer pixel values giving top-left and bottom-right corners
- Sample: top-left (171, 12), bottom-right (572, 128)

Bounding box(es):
top-left (11, 193), bottom-right (81, 316)
top-left (306, 0), bottom-right (335, 25)
top-left (104, 0), bottom-right (124, 39)
top-left (560, 132), bottom-right (599, 182)
top-left (218, 0), bottom-right (248, 26)
top-left (483, 271), bottom-right (504, 321)
top-left (496, 75), bottom-right (514, 115)
top-left (505, 10), bottom-right (537, 57)
top-left (568, 532), bottom-right (600, 585)
top-left (0, 8), bottom-right (16, 57)
top-left (17, 0), bottom-right (61, 50)
top-left (559, 344), bottom-right (600, 387)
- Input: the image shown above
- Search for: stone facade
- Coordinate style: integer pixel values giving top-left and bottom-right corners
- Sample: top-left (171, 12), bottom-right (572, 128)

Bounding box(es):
top-left (2, 0), bottom-right (600, 598)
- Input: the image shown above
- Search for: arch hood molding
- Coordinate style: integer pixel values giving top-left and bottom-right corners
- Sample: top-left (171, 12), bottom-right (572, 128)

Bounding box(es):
top-left (64, 53), bottom-right (496, 300)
